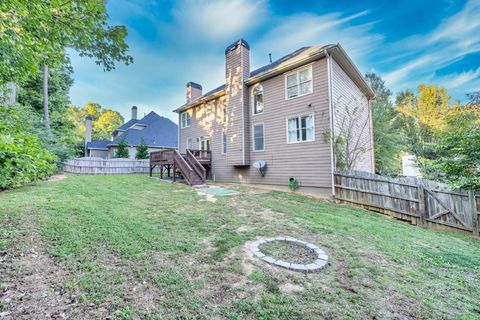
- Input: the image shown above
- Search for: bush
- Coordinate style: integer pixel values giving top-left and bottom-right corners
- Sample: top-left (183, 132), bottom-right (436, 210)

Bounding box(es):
top-left (0, 106), bottom-right (57, 189)
top-left (115, 139), bottom-right (129, 158)
top-left (135, 138), bottom-right (149, 159)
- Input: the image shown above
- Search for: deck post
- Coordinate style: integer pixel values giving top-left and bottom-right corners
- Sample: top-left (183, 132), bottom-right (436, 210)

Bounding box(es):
top-left (160, 165), bottom-right (163, 179)
top-left (173, 159), bottom-right (176, 182)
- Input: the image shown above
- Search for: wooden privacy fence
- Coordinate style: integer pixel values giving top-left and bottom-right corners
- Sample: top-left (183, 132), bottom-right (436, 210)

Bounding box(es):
top-left (334, 171), bottom-right (479, 236)
top-left (64, 157), bottom-right (160, 175)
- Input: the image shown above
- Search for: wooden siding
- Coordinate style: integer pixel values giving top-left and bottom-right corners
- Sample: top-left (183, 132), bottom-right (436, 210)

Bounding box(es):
top-left (331, 58), bottom-right (374, 172)
top-left (180, 58), bottom-right (334, 190)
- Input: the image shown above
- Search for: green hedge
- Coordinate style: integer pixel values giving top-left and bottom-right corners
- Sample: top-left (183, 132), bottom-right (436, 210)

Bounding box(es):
top-left (0, 106), bottom-right (57, 189)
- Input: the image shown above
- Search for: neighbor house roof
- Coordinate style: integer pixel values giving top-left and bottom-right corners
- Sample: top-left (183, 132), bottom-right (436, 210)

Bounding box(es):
top-left (86, 140), bottom-right (110, 150)
top-left (174, 43), bottom-right (374, 113)
top-left (109, 111), bottom-right (178, 148)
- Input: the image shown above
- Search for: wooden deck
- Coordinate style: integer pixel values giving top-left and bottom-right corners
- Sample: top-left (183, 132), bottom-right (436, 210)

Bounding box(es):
top-left (149, 149), bottom-right (211, 186)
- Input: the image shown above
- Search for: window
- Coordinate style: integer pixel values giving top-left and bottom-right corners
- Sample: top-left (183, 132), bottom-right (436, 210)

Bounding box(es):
top-left (221, 130), bottom-right (227, 154)
top-left (287, 115), bottom-right (314, 143)
top-left (186, 137), bottom-right (193, 149)
top-left (285, 66), bottom-right (313, 99)
top-left (252, 84), bottom-right (264, 114)
top-left (252, 123), bottom-right (265, 151)
top-left (198, 136), bottom-right (210, 151)
top-left (181, 112), bottom-right (191, 128)
top-left (223, 104), bottom-right (227, 123)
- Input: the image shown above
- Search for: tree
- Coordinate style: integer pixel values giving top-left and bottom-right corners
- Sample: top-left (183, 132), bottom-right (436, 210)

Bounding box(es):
top-left (396, 85), bottom-right (453, 159)
top-left (115, 140), bottom-right (129, 158)
top-left (365, 72), bottom-right (404, 176)
top-left (96, 109), bottom-right (124, 140)
top-left (68, 103), bottom-right (124, 140)
top-left (135, 139), bottom-right (149, 159)
top-left (0, 0), bottom-right (133, 85)
top-left (419, 108), bottom-right (480, 190)
top-left (329, 96), bottom-right (372, 171)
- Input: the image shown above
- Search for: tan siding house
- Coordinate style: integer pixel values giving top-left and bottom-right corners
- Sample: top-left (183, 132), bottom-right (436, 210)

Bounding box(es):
top-left (175, 39), bottom-right (375, 197)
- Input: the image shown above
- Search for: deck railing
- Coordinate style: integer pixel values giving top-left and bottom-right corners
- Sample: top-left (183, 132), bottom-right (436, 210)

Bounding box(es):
top-left (187, 149), bottom-right (206, 181)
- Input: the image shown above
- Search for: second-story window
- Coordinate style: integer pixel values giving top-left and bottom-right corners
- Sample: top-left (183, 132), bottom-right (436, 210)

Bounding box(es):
top-left (181, 111), bottom-right (191, 128)
top-left (285, 66), bottom-right (313, 99)
top-left (253, 84), bottom-right (264, 115)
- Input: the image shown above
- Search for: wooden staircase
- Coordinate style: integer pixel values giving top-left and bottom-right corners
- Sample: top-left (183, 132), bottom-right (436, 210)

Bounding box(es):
top-left (150, 149), bottom-right (210, 186)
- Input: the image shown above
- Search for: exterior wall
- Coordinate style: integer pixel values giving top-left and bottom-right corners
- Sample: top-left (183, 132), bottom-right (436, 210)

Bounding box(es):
top-left (331, 58), bottom-right (374, 173)
top-left (107, 146), bottom-right (166, 159)
top-left (88, 149), bottom-right (108, 158)
top-left (225, 42), bottom-right (250, 165)
top-left (179, 58), bottom-right (334, 191)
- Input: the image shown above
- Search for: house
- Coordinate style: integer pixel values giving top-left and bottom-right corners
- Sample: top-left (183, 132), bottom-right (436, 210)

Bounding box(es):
top-left (85, 106), bottom-right (178, 159)
top-left (172, 39), bottom-right (375, 197)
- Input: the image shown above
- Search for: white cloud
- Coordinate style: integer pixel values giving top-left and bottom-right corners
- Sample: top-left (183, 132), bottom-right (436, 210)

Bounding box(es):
top-left (382, 0), bottom-right (480, 95)
top-left (172, 0), bottom-right (266, 40)
top-left (253, 11), bottom-right (382, 70)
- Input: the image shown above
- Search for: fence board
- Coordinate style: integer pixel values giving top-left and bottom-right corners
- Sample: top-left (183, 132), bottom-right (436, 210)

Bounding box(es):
top-left (334, 170), bottom-right (478, 236)
top-left (64, 157), bottom-right (160, 175)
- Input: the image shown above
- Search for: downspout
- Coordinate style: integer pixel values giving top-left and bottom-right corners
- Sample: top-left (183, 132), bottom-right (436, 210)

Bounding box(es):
top-left (368, 98), bottom-right (375, 173)
top-left (241, 45), bottom-right (246, 165)
top-left (325, 49), bottom-right (336, 198)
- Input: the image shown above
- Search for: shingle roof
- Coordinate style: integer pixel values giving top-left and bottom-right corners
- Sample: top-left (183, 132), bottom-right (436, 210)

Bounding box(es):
top-left (180, 45), bottom-right (324, 105)
top-left (86, 140), bottom-right (110, 149)
top-left (111, 111), bottom-right (178, 148)
top-left (116, 118), bottom-right (139, 131)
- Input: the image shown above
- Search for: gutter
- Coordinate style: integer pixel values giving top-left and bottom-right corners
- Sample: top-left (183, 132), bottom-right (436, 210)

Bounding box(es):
top-left (325, 49), bottom-right (336, 198)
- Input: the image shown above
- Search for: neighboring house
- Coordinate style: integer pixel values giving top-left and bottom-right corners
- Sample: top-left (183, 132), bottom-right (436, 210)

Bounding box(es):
top-left (402, 154), bottom-right (422, 177)
top-left (85, 106), bottom-right (178, 159)
top-left (174, 39), bottom-right (375, 197)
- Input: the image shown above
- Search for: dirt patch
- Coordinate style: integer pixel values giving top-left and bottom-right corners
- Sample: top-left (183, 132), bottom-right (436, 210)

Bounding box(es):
top-left (279, 282), bottom-right (304, 294)
top-left (235, 225), bottom-right (254, 233)
top-left (47, 173), bottom-right (67, 182)
top-left (259, 240), bottom-right (318, 265)
top-left (0, 216), bottom-right (85, 319)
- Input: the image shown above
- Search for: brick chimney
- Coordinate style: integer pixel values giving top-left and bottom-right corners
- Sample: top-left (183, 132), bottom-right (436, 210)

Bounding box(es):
top-left (186, 82), bottom-right (202, 103)
top-left (225, 39), bottom-right (250, 166)
top-left (84, 116), bottom-right (92, 156)
top-left (131, 106), bottom-right (138, 120)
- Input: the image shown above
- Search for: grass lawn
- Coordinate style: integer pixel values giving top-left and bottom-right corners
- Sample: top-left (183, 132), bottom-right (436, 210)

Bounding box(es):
top-left (0, 175), bottom-right (479, 319)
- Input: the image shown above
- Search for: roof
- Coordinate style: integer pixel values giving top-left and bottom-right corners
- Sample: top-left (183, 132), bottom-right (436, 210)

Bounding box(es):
top-left (86, 140), bottom-right (110, 150)
top-left (174, 43), bottom-right (374, 113)
top-left (116, 118), bottom-right (139, 131)
top-left (110, 111), bottom-right (178, 148)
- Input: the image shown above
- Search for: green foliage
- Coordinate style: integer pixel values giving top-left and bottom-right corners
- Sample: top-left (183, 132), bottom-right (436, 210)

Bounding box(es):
top-left (0, 106), bottom-right (57, 189)
top-left (135, 139), bottom-right (149, 160)
top-left (419, 109), bottom-right (480, 190)
top-left (115, 140), bottom-right (129, 158)
top-left (365, 73), bottom-right (404, 176)
top-left (68, 102), bottom-right (124, 140)
top-left (0, 0), bottom-right (132, 84)
top-left (288, 177), bottom-right (298, 191)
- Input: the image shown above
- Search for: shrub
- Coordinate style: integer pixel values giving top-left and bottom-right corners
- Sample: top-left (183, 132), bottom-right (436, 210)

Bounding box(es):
top-left (135, 138), bottom-right (149, 159)
top-left (0, 106), bottom-right (57, 189)
top-left (115, 139), bottom-right (129, 158)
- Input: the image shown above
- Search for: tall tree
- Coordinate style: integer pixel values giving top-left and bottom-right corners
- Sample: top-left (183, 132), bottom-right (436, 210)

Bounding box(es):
top-left (0, 0), bottom-right (133, 84)
top-left (365, 72), bottom-right (404, 176)
top-left (43, 64), bottom-right (50, 133)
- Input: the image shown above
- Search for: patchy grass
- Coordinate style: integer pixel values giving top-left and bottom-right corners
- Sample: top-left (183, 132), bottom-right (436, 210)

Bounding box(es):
top-left (0, 174), bottom-right (479, 319)
top-left (259, 241), bottom-right (317, 265)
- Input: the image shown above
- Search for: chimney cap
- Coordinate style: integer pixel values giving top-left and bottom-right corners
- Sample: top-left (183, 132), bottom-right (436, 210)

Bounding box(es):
top-left (131, 106), bottom-right (138, 109)
top-left (85, 116), bottom-right (93, 121)
top-left (186, 82), bottom-right (202, 90)
top-left (225, 38), bottom-right (250, 54)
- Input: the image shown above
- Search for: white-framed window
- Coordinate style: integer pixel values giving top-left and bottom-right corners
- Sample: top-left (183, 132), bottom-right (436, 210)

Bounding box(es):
top-left (287, 114), bottom-right (314, 143)
top-left (252, 123), bottom-right (265, 151)
top-left (285, 66), bottom-right (313, 99)
top-left (221, 130), bottom-right (227, 154)
top-left (252, 84), bottom-right (264, 115)
top-left (181, 111), bottom-right (191, 128)
top-left (198, 136), bottom-right (210, 151)
top-left (186, 137), bottom-right (193, 149)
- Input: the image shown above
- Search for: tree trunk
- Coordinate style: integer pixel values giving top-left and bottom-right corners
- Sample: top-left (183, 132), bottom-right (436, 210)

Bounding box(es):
top-left (43, 64), bottom-right (51, 133)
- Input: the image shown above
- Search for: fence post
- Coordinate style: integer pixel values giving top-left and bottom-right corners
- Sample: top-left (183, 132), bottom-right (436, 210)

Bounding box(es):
top-left (468, 190), bottom-right (479, 236)
top-left (418, 185), bottom-right (426, 227)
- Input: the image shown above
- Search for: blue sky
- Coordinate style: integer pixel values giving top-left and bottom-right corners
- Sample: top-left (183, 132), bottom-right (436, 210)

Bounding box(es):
top-left (69, 0), bottom-right (480, 122)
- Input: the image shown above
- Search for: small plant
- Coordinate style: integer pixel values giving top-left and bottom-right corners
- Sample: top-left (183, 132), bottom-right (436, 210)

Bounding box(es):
top-left (115, 140), bottom-right (129, 158)
top-left (135, 138), bottom-right (149, 159)
top-left (288, 177), bottom-right (298, 191)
